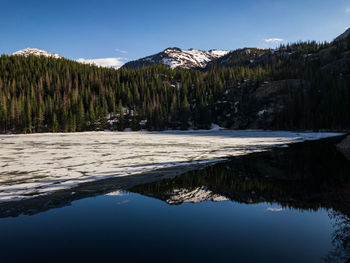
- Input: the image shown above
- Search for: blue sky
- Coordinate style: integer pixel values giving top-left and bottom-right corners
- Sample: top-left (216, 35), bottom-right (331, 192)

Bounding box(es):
top-left (1, 0), bottom-right (349, 67)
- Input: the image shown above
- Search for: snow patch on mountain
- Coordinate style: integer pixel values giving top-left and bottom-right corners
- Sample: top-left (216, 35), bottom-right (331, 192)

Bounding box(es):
top-left (209, 49), bottom-right (231, 57)
top-left (12, 48), bottom-right (62, 59)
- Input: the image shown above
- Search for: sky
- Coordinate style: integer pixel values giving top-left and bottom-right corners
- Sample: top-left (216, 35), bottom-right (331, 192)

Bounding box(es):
top-left (1, 0), bottom-right (349, 68)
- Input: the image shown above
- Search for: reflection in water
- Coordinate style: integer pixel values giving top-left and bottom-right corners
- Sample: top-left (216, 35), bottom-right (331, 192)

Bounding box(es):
top-left (130, 136), bottom-right (350, 262)
top-left (1, 136), bottom-right (349, 262)
top-left (325, 211), bottom-right (350, 263)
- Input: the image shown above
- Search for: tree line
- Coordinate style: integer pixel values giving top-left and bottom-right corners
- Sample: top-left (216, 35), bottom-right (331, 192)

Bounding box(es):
top-left (0, 37), bottom-right (349, 133)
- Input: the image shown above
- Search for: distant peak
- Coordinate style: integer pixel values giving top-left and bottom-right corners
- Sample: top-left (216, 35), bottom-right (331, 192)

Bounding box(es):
top-left (123, 47), bottom-right (231, 69)
top-left (12, 48), bottom-right (62, 58)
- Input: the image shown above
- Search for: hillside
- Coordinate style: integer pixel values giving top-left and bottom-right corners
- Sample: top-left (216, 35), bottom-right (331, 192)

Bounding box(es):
top-left (0, 28), bottom-right (349, 133)
top-left (205, 48), bottom-right (269, 68)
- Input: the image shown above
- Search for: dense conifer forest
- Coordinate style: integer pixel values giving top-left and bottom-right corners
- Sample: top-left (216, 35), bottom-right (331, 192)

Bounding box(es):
top-left (0, 35), bottom-right (349, 133)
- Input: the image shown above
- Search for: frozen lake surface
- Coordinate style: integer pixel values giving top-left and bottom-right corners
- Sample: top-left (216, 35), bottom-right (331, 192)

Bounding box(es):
top-left (0, 130), bottom-right (342, 202)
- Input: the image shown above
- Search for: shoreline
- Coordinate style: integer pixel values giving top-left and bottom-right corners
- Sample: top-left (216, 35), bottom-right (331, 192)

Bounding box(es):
top-left (0, 128), bottom-right (348, 136)
top-left (0, 160), bottom-right (224, 218)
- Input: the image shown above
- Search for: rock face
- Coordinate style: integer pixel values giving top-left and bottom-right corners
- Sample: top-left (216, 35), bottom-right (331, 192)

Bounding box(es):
top-left (12, 48), bottom-right (62, 59)
top-left (337, 135), bottom-right (350, 160)
top-left (123, 47), bottom-right (229, 69)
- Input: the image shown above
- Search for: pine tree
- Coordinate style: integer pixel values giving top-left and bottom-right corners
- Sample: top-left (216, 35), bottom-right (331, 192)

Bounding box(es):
top-left (36, 106), bottom-right (45, 132)
top-left (76, 100), bottom-right (85, 131)
top-left (117, 100), bottom-right (124, 131)
top-left (131, 107), bottom-right (141, 131)
top-left (52, 113), bottom-right (58, 132)
top-left (180, 94), bottom-right (190, 130)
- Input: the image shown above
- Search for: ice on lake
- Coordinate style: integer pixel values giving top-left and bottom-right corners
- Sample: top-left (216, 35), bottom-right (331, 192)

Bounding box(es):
top-left (0, 130), bottom-right (342, 202)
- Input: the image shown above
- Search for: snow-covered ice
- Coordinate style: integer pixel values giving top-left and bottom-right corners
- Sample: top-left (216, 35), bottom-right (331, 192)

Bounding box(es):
top-left (0, 130), bottom-right (342, 202)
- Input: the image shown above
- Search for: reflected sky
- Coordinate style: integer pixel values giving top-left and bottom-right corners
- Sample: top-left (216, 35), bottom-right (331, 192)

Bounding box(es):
top-left (0, 192), bottom-right (334, 263)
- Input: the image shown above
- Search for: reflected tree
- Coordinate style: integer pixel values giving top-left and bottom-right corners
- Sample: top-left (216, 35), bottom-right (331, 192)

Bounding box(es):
top-left (324, 211), bottom-right (350, 263)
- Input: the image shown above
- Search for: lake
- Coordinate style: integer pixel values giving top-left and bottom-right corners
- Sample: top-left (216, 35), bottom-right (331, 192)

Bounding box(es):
top-left (0, 132), bottom-right (349, 262)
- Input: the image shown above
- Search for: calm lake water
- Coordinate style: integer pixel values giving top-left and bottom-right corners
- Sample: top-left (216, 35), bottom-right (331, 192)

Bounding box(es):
top-left (1, 135), bottom-right (350, 263)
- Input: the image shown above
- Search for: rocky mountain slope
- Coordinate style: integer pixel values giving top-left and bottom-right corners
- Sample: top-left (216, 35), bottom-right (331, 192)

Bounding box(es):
top-left (122, 47), bottom-right (229, 69)
top-left (206, 47), bottom-right (269, 68)
top-left (206, 28), bottom-right (350, 130)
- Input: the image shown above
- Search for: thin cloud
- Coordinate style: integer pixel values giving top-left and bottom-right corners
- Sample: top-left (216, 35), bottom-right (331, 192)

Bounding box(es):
top-left (264, 38), bottom-right (284, 43)
top-left (346, 7), bottom-right (350, 14)
top-left (115, 48), bottom-right (128, 54)
top-left (76, 57), bottom-right (127, 68)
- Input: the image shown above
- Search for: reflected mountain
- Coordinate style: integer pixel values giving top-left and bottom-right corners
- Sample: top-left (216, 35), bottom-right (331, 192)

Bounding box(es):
top-left (131, 136), bottom-right (350, 213)
top-left (130, 135), bottom-right (350, 262)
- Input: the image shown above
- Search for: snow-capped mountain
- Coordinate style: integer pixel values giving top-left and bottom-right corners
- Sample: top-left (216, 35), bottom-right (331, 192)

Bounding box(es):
top-left (12, 48), bottom-right (62, 59)
top-left (123, 47), bottom-right (230, 69)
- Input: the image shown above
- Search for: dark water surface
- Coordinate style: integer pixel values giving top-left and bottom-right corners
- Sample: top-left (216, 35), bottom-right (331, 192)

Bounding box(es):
top-left (1, 136), bottom-right (350, 263)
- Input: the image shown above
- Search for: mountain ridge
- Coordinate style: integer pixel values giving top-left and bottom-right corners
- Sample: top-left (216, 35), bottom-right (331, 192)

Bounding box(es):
top-left (122, 47), bottom-right (229, 69)
top-left (10, 27), bottom-right (349, 70)
top-left (1, 27), bottom-right (349, 133)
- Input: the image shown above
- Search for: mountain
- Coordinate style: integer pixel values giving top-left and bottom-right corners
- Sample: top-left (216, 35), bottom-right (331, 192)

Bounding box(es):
top-left (122, 47), bottom-right (229, 69)
top-left (207, 28), bottom-right (350, 70)
top-left (206, 48), bottom-right (269, 68)
top-left (12, 47), bottom-right (62, 59)
top-left (206, 28), bottom-right (350, 129)
top-left (0, 28), bottom-right (349, 133)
